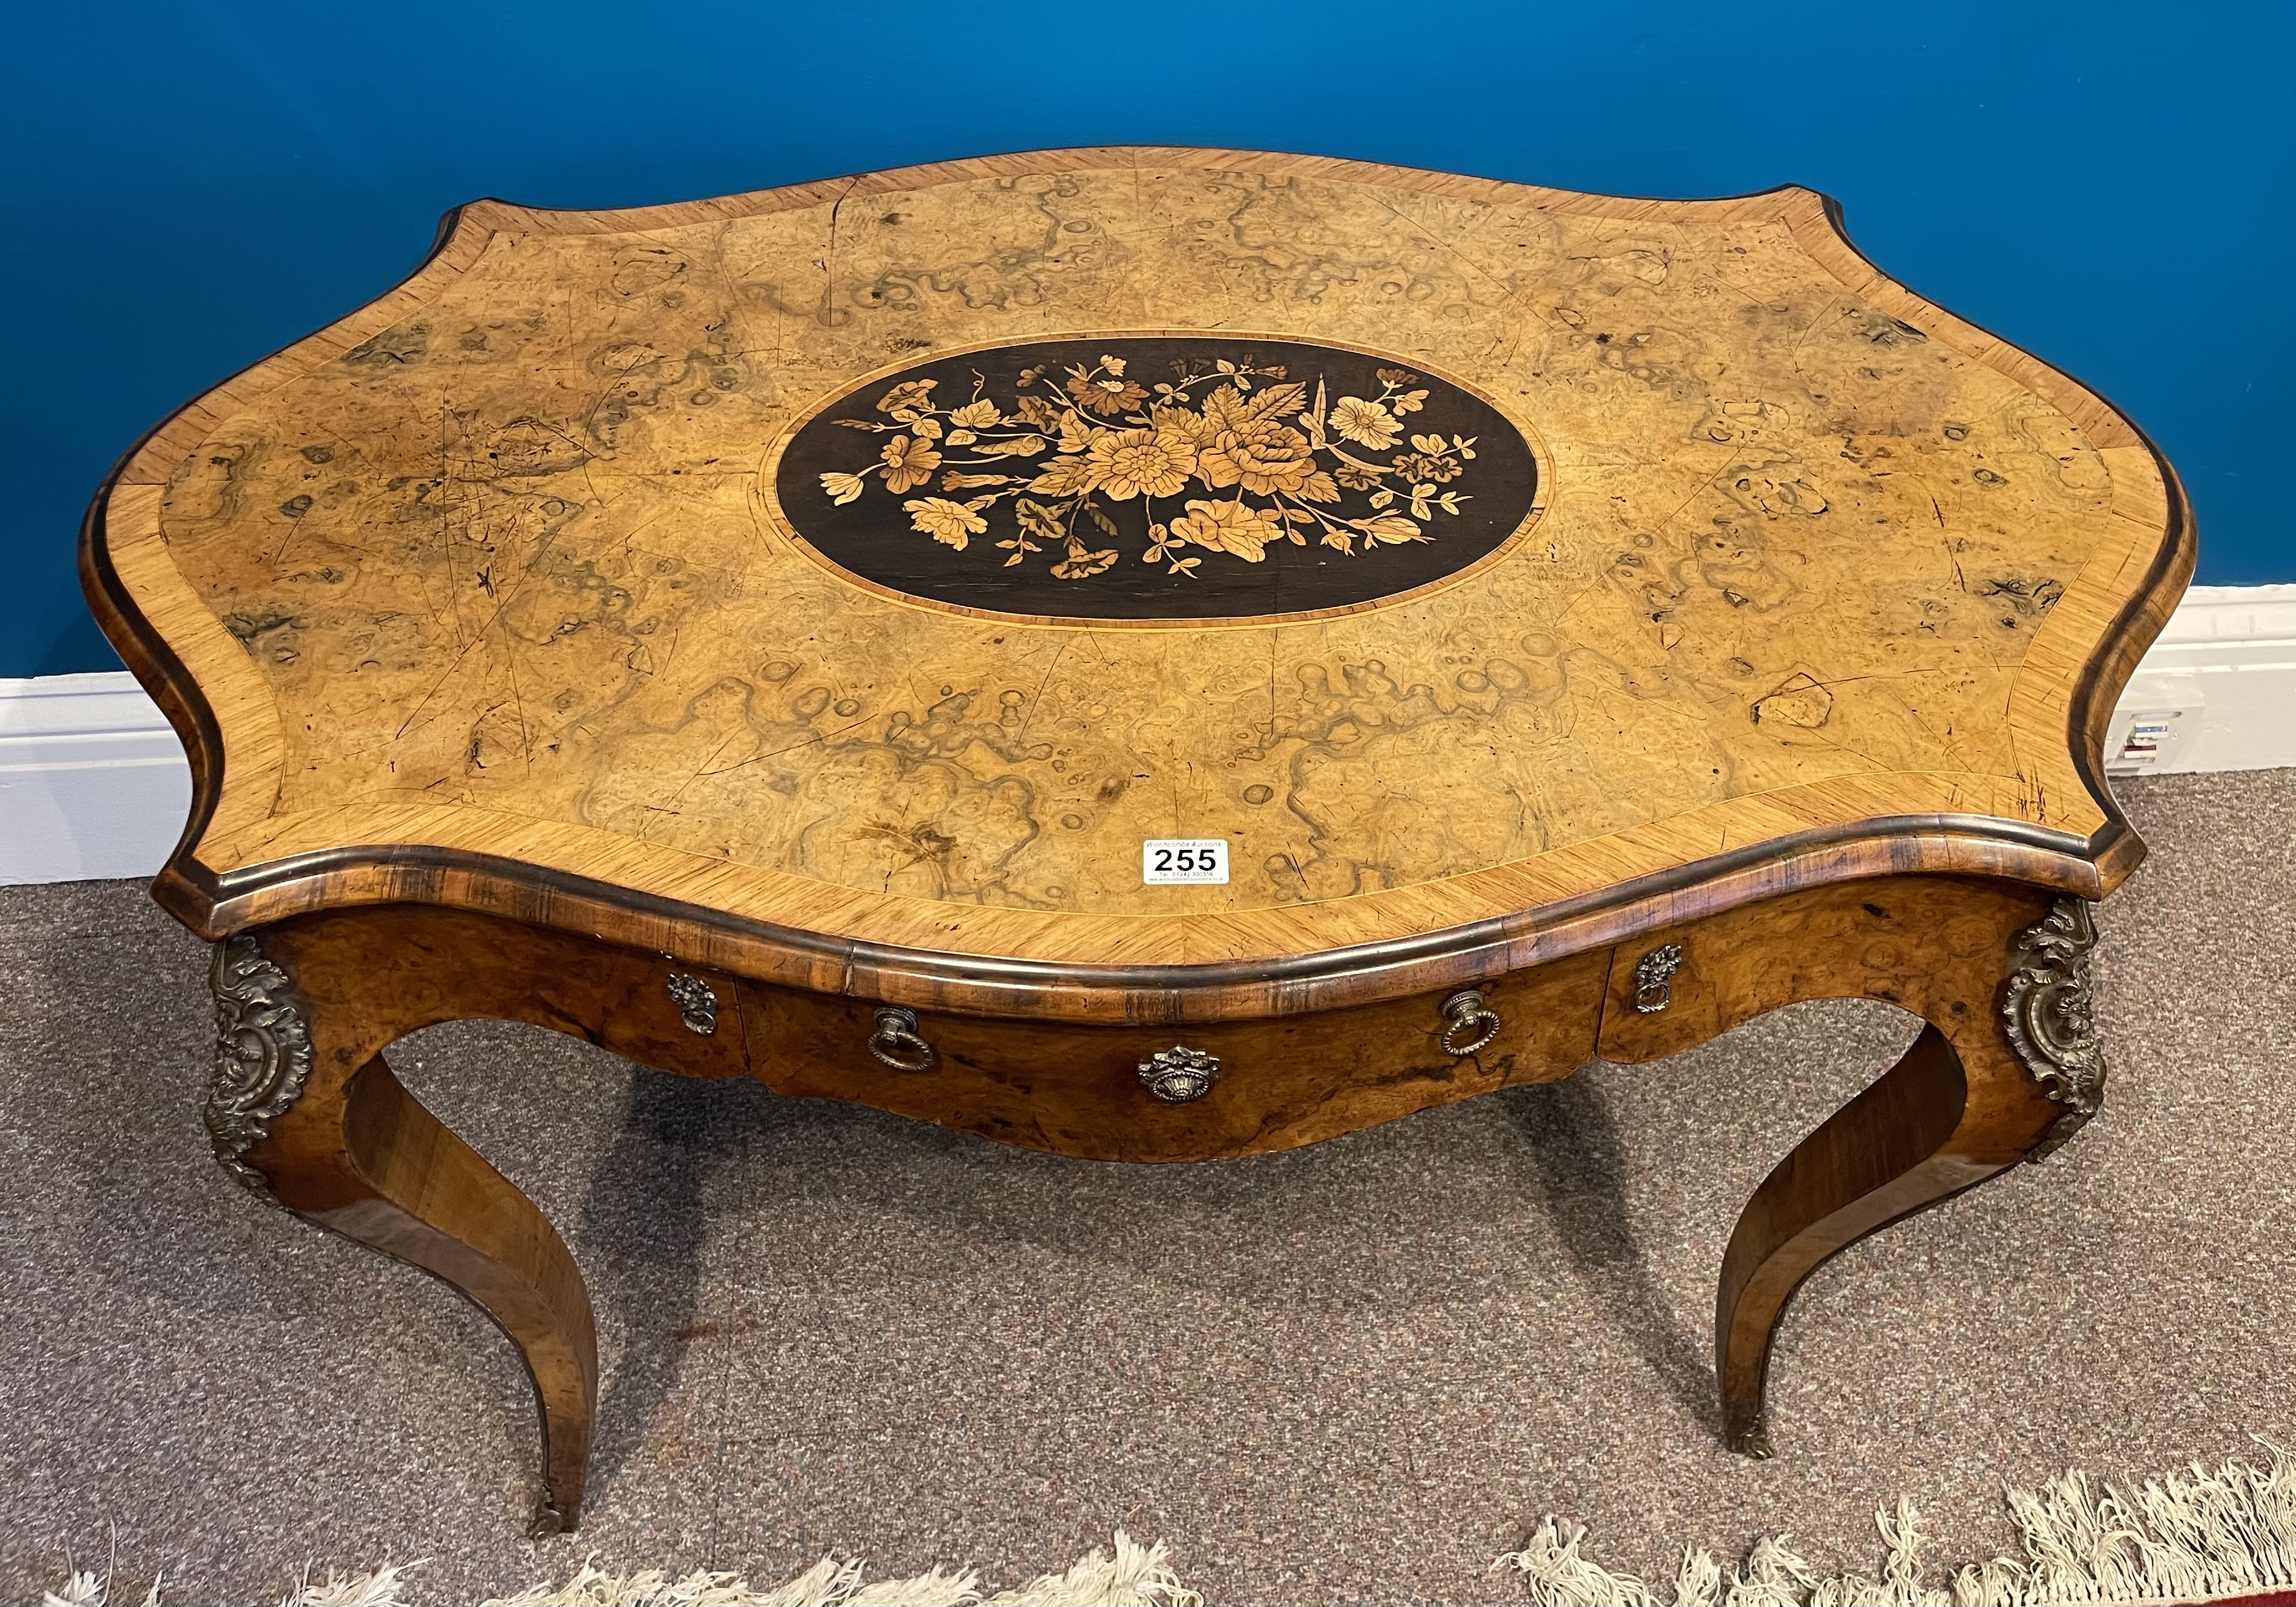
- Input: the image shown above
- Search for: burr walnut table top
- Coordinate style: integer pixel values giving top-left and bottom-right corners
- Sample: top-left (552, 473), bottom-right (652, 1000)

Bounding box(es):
top-left (85, 148), bottom-right (2189, 1019)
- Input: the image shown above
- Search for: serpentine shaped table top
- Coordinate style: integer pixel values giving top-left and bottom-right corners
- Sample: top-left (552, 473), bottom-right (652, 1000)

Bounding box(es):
top-left (86, 147), bottom-right (2189, 1013)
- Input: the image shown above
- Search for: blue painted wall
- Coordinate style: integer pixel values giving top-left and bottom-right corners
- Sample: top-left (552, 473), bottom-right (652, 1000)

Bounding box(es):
top-left (6, 1), bottom-right (2289, 678)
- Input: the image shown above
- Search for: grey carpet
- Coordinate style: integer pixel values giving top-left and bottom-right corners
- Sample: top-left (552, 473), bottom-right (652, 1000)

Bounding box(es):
top-left (1, 770), bottom-right (2290, 1606)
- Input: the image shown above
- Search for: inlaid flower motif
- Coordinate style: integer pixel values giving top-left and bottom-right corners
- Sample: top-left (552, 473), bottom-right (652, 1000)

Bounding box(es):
top-left (1203, 434), bottom-right (1313, 495)
top-left (1169, 498), bottom-right (1286, 562)
top-left (1390, 451), bottom-right (1461, 485)
top-left (1196, 385), bottom-right (1319, 496)
top-left (1199, 425), bottom-right (1317, 496)
top-left (818, 352), bottom-right (1482, 582)
top-left (904, 496), bottom-right (989, 548)
top-left (877, 379), bottom-right (937, 416)
top-left (880, 436), bottom-right (941, 493)
top-left (1066, 356), bottom-right (1151, 416)
top-left (1327, 396), bottom-right (1403, 449)
top-left (1087, 429), bottom-right (1197, 500)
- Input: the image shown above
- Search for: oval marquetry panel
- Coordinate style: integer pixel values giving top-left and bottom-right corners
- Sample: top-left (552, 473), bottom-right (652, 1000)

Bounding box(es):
top-left (767, 335), bottom-right (1543, 624)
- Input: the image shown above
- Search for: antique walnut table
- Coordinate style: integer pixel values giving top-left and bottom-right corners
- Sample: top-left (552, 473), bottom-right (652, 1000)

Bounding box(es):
top-left (84, 150), bottom-right (2190, 1531)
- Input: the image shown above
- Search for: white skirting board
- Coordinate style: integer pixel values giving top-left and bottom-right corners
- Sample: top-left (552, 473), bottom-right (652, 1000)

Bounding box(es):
top-left (4, 584), bottom-right (2291, 886)
top-left (2102, 583), bottom-right (2296, 777)
top-left (1, 672), bottom-right (193, 885)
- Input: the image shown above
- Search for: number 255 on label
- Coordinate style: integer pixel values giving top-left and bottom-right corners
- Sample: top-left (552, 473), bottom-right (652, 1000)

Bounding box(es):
top-left (1142, 839), bottom-right (1229, 885)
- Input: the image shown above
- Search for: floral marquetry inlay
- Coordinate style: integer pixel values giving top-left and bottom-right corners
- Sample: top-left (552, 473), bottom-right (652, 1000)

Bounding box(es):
top-left (770, 335), bottom-right (1542, 621)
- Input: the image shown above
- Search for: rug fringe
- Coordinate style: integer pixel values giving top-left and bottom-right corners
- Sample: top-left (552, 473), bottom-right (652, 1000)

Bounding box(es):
top-left (37, 1533), bottom-right (1195, 1607)
top-left (41, 1571), bottom-right (161, 1607)
top-left (42, 1442), bottom-right (2294, 1606)
top-left (979, 1533), bottom-right (1199, 1607)
top-left (1495, 1438), bottom-right (2296, 1607)
top-left (295, 1563), bottom-right (428, 1606)
top-left (1490, 1517), bottom-right (1655, 1604)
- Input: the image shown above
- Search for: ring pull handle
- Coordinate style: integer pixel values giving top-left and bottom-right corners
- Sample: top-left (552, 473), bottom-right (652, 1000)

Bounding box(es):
top-left (1438, 989), bottom-right (1501, 1056)
top-left (1634, 943), bottom-right (1684, 1014)
top-left (868, 1006), bottom-right (935, 1072)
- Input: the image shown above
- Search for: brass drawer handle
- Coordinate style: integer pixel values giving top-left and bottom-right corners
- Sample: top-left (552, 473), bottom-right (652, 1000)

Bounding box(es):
top-left (666, 974), bottom-right (717, 1036)
top-left (1439, 989), bottom-right (1501, 1056)
top-left (868, 1006), bottom-right (935, 1071)
top-left (1634, 944), bottom-right (1683, 1013)
top-left (1139, 1046), bottom-right (1220, 1103)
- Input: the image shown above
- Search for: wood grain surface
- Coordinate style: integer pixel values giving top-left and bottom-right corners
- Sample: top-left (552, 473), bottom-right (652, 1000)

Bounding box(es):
top-left (85, 148), bottom-right (2191, 1009)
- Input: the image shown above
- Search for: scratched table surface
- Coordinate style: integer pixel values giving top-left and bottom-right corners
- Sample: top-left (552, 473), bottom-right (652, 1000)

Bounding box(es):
top-left (88, 148), bottom-right (2180, 970)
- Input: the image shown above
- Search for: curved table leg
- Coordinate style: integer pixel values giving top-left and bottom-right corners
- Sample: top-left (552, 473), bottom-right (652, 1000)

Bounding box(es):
top-left (1716, 1023), bottom-right (1996, 1454)
top-left (206, 929), bottom-right (598, 1532)
top-left (1709, 893), bottom-right (2104, 1456)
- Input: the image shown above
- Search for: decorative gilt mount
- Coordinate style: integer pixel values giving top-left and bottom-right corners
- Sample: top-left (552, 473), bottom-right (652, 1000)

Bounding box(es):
top-left (1138, 1046), bottom-right (1220, 1104)
top-left (666, 973), bottom-right (718, 1036)
top-left (1633, 944), bottom-right (1684, 1014)
top-left (2001, 897), bottom-right (2107, 1158)
top-left (206, 935), bottom-right (314, 1196)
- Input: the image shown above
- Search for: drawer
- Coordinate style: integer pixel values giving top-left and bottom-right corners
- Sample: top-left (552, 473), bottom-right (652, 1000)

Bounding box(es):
top-left (734, 947), bottom-right (1612, 1163)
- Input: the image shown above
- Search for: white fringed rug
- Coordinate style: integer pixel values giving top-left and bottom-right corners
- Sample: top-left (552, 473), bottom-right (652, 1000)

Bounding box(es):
top-left (39, 1532), bottom-right (1197, 1607)
top-left (35, 1443), bottom-right (2296, 1606)
top-left (1495, 1441), bottom-right (2296, 1607)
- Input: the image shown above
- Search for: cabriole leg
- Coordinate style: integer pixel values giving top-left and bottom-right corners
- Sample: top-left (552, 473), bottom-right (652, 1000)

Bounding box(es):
top-left (206, 931), bottom-right (599, 1532)
top-left (1711, 894), bottom-right (2107, 1456)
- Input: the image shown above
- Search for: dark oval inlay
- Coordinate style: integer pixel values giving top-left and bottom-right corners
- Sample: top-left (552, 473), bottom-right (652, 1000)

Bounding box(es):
top-left (773, 336), bottom-right (1540, 621)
